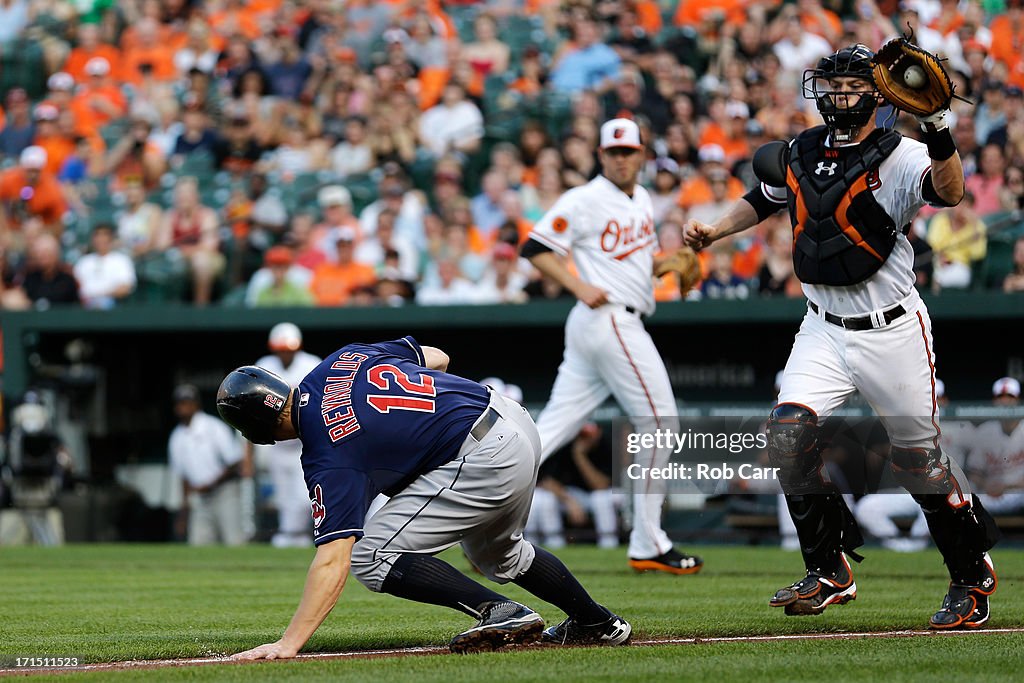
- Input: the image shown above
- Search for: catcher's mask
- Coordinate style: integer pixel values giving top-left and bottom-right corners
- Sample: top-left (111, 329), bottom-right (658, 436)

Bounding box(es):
top-left (803, 44), bottom-right (879, 143)
top-left (216, 365), bottom-right (293, 445)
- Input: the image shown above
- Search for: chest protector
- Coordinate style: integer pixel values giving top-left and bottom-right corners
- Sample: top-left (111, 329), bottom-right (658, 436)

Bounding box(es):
top-left (786, 125), bottom-right (903, 286)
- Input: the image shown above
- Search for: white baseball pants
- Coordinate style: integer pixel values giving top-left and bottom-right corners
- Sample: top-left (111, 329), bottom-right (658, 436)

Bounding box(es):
top-left (536, 303), bottom-right (677, 559)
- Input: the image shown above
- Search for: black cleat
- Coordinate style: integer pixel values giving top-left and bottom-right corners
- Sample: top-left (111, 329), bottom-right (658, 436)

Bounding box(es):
top-left (449, 601), bottom-right (544, 654)
top-left (629, 548), bottom-right (703, 575)
top-left (542, 611), bottom-right (632, 646)
top-left (770, 553), bottom-right (857, 616)
top-left (930, 554), bottom-right (997, 630)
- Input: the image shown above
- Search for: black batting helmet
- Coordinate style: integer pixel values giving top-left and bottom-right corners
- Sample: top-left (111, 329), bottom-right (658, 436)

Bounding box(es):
top-left (802, 44), bottom-right (879, 141)
top-left (216, 366), bottom-right (292, 445)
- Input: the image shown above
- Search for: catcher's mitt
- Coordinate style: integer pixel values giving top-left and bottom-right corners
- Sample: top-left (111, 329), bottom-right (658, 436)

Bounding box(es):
top-left (655, 247), bottom-right (701, 296)
top-left (872, 38), bottom-right (953, 117)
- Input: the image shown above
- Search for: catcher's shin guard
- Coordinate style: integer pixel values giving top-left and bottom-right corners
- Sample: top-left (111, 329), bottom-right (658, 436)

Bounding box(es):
top-left (891, 446), bottom-right (1001, 585)
top-left (768, 404), bottom-right (865, 573)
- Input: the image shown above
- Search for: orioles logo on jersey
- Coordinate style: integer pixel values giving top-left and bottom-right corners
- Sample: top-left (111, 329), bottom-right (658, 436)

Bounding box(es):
top-left (600, 215), bottom-right (656, 259)
top-left (552, 216), bottom-right (568, 233)
top-left (310, 484), bottom-right (326, 528)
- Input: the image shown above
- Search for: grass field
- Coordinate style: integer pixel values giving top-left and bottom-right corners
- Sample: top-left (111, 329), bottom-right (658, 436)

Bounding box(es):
top-left (2, 544), bottom-right (1022, 681)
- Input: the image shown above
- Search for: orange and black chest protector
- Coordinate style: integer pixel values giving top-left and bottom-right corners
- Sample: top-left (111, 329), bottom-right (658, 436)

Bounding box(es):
top-left (785, 125), bottom-right (904, 286)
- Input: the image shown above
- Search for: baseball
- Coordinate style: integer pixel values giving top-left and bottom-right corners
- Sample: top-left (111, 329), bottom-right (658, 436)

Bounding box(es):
top-left (903, 65), bottom-right (927, 89)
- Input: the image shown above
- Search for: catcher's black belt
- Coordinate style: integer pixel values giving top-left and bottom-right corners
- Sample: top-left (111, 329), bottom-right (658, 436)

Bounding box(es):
top-left (808, 301), bottom-right (907, 331)
top-left (470, 406), bottom-right (500, 441)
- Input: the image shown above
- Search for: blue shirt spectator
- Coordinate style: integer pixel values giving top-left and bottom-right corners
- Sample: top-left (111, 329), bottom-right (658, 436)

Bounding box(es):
top-left (550, 19), bottom-right (621, 94)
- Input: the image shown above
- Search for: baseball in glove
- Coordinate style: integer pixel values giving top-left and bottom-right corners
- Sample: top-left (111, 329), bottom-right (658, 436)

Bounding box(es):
top-left (655, 247), bottom-right (701, 296)
top-left (871, 38), bottom-right (954, 118)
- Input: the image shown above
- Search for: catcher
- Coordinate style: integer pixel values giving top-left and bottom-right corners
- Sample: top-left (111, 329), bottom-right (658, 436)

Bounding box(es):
top-left (684, 42), bottom-right (999, 629)
top-left (521, 118), bottom-right (703, 575)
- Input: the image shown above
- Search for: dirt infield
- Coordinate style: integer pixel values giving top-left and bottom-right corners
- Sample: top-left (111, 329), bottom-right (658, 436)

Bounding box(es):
top-left (3, 627), bottom-right (1023, 677)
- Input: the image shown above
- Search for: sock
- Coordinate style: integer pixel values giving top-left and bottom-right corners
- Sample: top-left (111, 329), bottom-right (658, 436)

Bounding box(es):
top-left (513, 545), bottom-right (609, 625)
top-left (380, 553), bottom-right (508, 618)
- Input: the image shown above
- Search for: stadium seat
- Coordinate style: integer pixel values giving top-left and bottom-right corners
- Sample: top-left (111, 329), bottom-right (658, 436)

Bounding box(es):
top-left (980, 234), bottom-right (1018, 289)
top-left (344, 174), bottom-right (378, 215)
top-left (0, 38), bottom-right (46, 99)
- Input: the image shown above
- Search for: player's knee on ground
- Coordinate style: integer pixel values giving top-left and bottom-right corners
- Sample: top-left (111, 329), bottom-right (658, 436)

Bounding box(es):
top-left (463, 536), bottom-right (536, 584)
top-left (766, 403), bottom-right (824, 494)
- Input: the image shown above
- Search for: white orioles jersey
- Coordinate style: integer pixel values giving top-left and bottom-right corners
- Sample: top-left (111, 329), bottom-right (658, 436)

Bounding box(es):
top-left (530, 175), bottom-right (658, 315)
top-left (762, 135), bottom-right (934, 316)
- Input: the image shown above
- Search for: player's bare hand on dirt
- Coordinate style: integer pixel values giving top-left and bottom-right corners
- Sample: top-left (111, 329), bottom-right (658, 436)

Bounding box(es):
top-left (574, 282), bottom-right (609, 308)
top-left (231, 641), bottom-right (298, 660)
top-left (683, 220), bottom-right (716, 251)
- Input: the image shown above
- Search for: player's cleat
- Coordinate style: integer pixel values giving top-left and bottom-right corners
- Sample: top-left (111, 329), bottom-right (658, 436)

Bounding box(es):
top-left (542, 611), bottom-right (632, 646)
top-left (628, 548), bottom-right (703, 575)
top-left (770, 553), bottom-right (857, 615)
top-left (449, 601), bottom-right (544, 654)
top-left (929, 554), bottom-right (997, 630)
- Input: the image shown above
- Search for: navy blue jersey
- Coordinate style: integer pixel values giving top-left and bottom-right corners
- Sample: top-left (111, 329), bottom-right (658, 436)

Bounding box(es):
top-left (294, 336), bottom-right (490, 546)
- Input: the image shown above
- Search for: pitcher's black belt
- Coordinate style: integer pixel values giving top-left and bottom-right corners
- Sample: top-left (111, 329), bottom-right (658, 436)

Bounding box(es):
top-left (808, 301), bottom-right (907, 331)
top-left (624, 306), bottom-right (648, 320)
top-left (470, 407), bottom-right (500, 441)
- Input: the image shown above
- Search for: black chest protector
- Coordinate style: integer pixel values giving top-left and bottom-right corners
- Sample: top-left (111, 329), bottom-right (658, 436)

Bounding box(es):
top-left (785, 125), bottom-right (904, 286)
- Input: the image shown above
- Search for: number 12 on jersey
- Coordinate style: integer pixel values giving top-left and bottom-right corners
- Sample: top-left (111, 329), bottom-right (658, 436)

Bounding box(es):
top-left (366, 364), bottom-right (437, 413)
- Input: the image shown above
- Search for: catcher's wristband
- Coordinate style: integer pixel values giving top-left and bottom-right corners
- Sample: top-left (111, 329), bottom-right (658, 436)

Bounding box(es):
top-left (923, 127), bottom-right (956, 161)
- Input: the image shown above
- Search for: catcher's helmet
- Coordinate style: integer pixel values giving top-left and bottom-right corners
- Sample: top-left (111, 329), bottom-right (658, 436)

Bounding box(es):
top-left (216, 366), bottom-right (292, 445)
top-left (803, 44), bottom-right (879, 142)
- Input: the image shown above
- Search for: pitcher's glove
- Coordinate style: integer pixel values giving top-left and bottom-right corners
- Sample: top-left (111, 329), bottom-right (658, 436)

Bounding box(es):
top-left (872, 38), bottom-right (954, 130)
top-left (655, 247), bottom-right (701, 296)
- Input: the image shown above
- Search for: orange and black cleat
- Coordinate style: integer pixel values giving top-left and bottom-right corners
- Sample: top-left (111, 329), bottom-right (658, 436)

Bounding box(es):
top-left (929, 553), bottom-right (997, 630)
top-left (770, 553), bottom-right (857, 615)
top-left (628, 548), bottom-right (703, 575)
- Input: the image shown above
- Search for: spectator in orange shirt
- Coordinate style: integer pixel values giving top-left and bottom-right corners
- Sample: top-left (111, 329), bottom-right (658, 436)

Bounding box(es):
top-left (0, 147), bottom-right (68, 248)
top-left (796, 0), bottom-right (841, 44)
top-left (71, 58), bottom-right (127, 129)
top-left (674, 0), bottom-right (746, 30)
top-left (509, 45), bottom-right (547, 98)
top-left (206, 0), bottom-right (263, 41)
top-left (676, 144), bottom-right (745, 210)
top-left (929, 0), bottom-right (965, 37)
top-left (310, 227), bottom-right (377, 306)
top-left (32, 105), bottom-right (75, 176)
top-left (699, 100), bottom-right (752, 166)
top-left (123, 18), bottom-right (179, 84)
top-left (990, 0), bottom-right (1024, 70)
top-left (103, 117), bottom-right (167, 192)
top-left (64, 22), bottom-right (123, 84)
top-left (119, 0), bottom-right (174, 52)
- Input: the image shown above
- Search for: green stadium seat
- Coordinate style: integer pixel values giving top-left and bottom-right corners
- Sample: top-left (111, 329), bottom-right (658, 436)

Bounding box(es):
top-left (0, 39), bottom-right (46, 99)
top-left (448, 5), bottom-right (480, 43)
top-left (539, 91), bottom-right (575, 139)
top-left (344, 174), bottom-right (378, 215)
top-left (980, 234), bottom-right (1018, 289)
top-left (409, 153), bottom-right (437, 194)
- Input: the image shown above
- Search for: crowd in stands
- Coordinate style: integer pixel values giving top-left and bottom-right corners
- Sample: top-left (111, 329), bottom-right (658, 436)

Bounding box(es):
top-left (0, 0), bottom-right (1023, 311)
